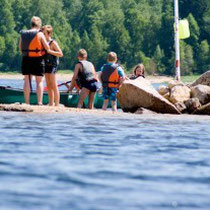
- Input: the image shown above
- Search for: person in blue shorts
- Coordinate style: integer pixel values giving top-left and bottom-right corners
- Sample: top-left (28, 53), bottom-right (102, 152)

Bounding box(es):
top-left (99, 52), bottom-right (125, 112)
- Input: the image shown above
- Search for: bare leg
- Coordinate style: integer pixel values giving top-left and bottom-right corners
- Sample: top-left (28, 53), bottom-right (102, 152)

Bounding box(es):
top-left (23, 75), bottom-right (32, 104)
top-left (102, 99), bottom-right (109, 110)
top-left (45, 74), bottom-right (54, 106)
top-left (88, 92), bottom-right (96, 109)
top-left (50, 74), bottom-right (60, 106)
top-left (35, 76), bottom-right (43, 105)
top-left (111, 100), bottom-right (117, 112)
top-left (77, 88), bottom-right (89, 108)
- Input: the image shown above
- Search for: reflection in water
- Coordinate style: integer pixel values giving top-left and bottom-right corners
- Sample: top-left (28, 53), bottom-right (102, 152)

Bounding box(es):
top-left (0, 111), bottom-right (210, 210)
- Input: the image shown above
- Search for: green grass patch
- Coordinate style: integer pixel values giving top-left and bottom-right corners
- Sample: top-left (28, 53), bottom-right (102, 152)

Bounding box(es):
top-left (181, 75), bottom-right (200, 83)
top-left (0, 71), bottom-right (20, 75)
top-left (58, 69), bottom-right (73, 74)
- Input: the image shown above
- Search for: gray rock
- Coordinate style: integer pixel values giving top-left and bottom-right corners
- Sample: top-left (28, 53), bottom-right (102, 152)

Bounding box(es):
top-left (174, 102), bottom-right (187, 113)
top-left (191, 84), bottom-right (210, 105)
top-left (191, 70), bottom-right (210, 86)
top-left (193, 102), bottom-right (210, 115)
top-left (184, 98), bottom-right (201, 113)
top-left (134, 108), bottom-right (157, 115)
top-left (117, 78), bottom-right (180, 114)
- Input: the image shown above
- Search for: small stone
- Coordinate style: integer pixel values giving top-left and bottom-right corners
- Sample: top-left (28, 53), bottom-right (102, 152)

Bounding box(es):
top-left (158, 85), bottom-right (170, 95)
top-left (168, 80), bottom-right (184, 89)
top-left (174, 102), bottom-right (187, 113)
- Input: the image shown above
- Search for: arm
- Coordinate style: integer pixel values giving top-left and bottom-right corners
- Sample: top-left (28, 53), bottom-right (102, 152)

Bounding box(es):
top-left (98, 65), bottom-right (104, 83)
top-left (93, 66), bottom-right (98, 81)
top-left (68, 63), bottom-right (81, 92)
top-left (118, 66), bottom-right (126, 84)
top-left (39, 32), bottom-right (50, 52)
top-left (50, 41), bottom-right (63, 57)
top-left (98, 71), bottom-right (102, 83)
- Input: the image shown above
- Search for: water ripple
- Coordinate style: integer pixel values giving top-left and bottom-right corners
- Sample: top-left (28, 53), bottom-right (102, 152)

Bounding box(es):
top-left (1, 110), bottom-right (210, 209)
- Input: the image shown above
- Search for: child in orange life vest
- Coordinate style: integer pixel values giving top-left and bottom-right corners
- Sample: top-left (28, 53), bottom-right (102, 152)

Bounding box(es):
top-left (98, 52), bottom-right (125, 112)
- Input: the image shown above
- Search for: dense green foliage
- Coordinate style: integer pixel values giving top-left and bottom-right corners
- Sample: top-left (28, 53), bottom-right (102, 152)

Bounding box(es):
top-left (0, 0), bottom-right (209, 75)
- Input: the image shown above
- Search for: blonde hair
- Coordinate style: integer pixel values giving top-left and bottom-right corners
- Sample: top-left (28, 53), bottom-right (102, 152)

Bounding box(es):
top-left (108, 52), bottom-right (117, 63)
top-left (133, 63), bottom-right (145, 76)
top-left (78, 49), bottom-right (87, 58)
top-left (31, 16), bottom-right (42, 29)
top-left (42, 25), bottom-right (53, 35)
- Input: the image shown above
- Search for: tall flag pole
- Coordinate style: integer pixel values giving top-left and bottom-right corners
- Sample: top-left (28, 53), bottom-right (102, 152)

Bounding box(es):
top-left (174, 0), bottom-right (181, 81)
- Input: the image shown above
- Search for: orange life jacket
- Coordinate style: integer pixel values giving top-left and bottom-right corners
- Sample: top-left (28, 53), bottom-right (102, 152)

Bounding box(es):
top-left (101, 64), bottom-right (120, 88)
top-left (21, 30), bottom-right (45, 57)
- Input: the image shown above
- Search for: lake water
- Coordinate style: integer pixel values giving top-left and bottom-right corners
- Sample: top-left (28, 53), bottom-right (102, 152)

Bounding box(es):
top-left (1, 80), bottom-right (210, 210)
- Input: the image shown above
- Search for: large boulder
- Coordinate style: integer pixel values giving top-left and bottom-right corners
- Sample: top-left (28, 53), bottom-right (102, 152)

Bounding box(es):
top-left (191, 70), bottom-right (210, 86)
top-left (191, 85), bottom-right (210, 105)
top-left (169, 85), bottom-right (191, 104)
top-left (193, 102), bottom-right (210, 115)
top-left (117, 78), bottom-right (180, 114)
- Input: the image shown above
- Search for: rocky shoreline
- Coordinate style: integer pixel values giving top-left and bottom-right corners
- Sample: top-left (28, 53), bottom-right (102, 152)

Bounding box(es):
top-left (118, 70), bottom-right (210, 115)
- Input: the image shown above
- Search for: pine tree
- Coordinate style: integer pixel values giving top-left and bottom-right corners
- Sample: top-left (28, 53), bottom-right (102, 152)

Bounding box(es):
top-left (180, 41), bottom-right (195, 75)
top-left (197, 40), bottom-right (210, 73)
top-left (153, 45), bottom-right (165, 74)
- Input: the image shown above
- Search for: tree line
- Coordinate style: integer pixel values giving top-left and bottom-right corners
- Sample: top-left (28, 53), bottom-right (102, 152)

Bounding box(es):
top-left (0, 0), bottom-right (209, 75)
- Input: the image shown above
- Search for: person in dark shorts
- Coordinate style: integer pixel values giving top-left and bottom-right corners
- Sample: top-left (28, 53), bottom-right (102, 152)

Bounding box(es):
top-left (99, 52), bottom-right (125, 112)
top-left (19, 16), bottom-right (54, 105)
top-left (67, 49), bottom-right (99, 109)
top-left (42, 25), bottom-right (63, 106)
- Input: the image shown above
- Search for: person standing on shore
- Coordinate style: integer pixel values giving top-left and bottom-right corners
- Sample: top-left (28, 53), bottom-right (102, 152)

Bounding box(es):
top-left (67, 49), bottom-right (99, 109)
top-left (42, 25), bottom-right (63, 106)
top-left (99, 52), bottom-right (125, 112)
top-left (19, 16), bottom-right (52, 105)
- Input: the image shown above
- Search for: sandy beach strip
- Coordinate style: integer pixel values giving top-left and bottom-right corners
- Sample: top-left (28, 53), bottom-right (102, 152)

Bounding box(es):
top-left (0, 103), bottom-right (126, 116)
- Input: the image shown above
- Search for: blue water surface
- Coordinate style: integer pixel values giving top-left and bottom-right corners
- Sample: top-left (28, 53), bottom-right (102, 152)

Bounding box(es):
top-left (1, 80), bottom-right (210, 210)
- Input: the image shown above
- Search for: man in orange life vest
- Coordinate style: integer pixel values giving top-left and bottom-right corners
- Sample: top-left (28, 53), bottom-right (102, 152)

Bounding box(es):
top-left (99, 52), bottom-right (125, 112)
top-left (19, 16), bottom-right (54, 105)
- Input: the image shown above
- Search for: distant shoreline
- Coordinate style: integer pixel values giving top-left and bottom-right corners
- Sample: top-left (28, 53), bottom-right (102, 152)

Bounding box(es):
top-left (0, 73), bottom-right (173, 83)
top-left (0, 72), bottom-right (199, 84)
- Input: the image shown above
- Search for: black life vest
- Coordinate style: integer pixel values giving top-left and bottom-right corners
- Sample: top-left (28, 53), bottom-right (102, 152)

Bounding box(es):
top-left (101, 64), bottom-right (120, 88)
top-left (44, 40), bottom-right (59, 67)
top-left (77, 60), bottom-right (95, 85)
